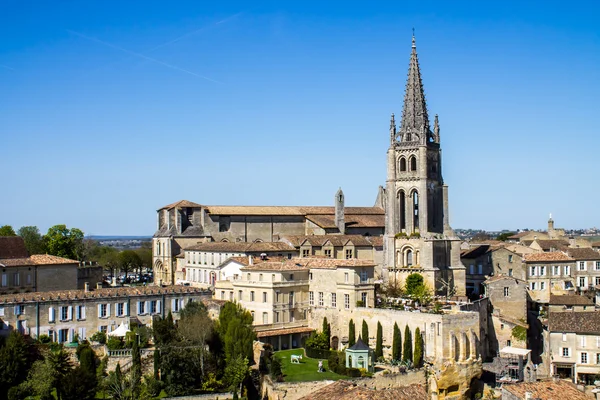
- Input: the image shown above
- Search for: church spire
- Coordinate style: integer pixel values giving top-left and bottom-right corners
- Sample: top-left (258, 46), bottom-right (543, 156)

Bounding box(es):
top-left (389, 113), bottom-right (396, 144)
top-left (399, 34), bottom-right (431, 144)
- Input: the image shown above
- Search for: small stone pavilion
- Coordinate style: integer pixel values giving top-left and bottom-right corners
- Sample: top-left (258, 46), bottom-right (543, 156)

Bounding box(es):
top-left (345, 337), bottom-right (374, 372)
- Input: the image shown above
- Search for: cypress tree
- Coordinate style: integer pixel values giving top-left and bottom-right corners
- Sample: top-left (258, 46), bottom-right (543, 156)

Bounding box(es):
top-left (375, 322), bottom-right (383, 359)
top-left (402, 325), bottom-right (413, 363)
top-left (131, 335), bottom-right (142, 386)
top-left (323, 317), bottom-right (331, 349)
top-left (414, 327), bottom-right (423, 368)
top-left (153, 349), bottom-right (160, 380)
top-left (348, 319), bottom-right (356, 347)
top-left (362, 320), bottom-right (369, 346)
top-left (392, 322), bottom-right (401, 361)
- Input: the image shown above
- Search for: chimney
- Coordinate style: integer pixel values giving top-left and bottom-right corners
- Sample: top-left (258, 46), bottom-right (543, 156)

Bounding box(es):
top-left (335, 188), bottom-right (345, 235)
top-left (249, 255), bottom-right (253, 265)
top-left (96, 282), bottom-right (103, 289)
top-left (84, 282), bottom-right (90, 292)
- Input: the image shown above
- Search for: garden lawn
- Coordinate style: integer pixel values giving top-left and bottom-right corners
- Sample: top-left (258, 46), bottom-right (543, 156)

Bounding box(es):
top-left (274, 349), bottom-right (345, 382)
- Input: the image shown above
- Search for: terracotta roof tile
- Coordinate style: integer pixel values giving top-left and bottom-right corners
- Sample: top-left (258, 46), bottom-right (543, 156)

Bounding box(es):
top-left (566, 248), bottom-right (600, 260)
top-left (306, 214), bottom-right (385, 229)
top-left (549, 295), bottom-right (594, 306)
top-left (241, 257), bottom-right (375, 271)
top-left (184, 241), bottom-right (294, 253)
top-left (534, 239), bottom-right (570, 251)
top-left (256, 326), bottom-right (314, 338)
top-left (0, 237), bottom-right (28, 259)
top-left (299, 381), bottom-right (428, 400)
top-left (524, 252), bottom-right (573, 262)
top-left (549, 311), bottom-right (600, 334)
top-left (503, 379), bottom-right (590, 400)
top-left (204, 206), bottom-right (384, 216)
top-left (0, 285), bottom-right (209, 304)
top-left (158, 200), bottom-right (204, 210)
top-left (0, 254), bottom-right (79, 267)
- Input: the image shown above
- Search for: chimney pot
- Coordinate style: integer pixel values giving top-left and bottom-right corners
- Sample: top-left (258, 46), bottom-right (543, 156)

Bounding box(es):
top-left (84, 282), bottom-right (90, 292)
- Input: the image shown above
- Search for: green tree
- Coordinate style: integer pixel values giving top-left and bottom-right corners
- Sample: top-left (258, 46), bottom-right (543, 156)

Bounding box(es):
top-left (270, 356), bottom-right (282, 380)
top-left (224, 355), bottom-right (249, 398)
top-left (405, 273), bottom-right (425, 297)
top-left (17, 226), bottom-right (45, 254)
top-left (131, 337), bottom-right (141, 389)
top-left (305, 331), bottom-right (329, 350)
top-left (496, 232), bottom-right (516, 242)
top-left (413, 327), bottom-right (423, 368)
top-left (402, 325), bottom-right (413, 364)
top-left (361, 320), bottom-right (369, 346)
top-left (118, 250), bottom-right (142, 283)
top-left (348, 319), bottom-right (356, 347)
top-left (135, 248), bottom-right (152, 274)
top-left (178, 301), bottom-right (213, 377)
top-left (48, 348), bottom-right (74, 400)
top-left (153, 312), bottom-right (177, 346)
top-left (375, 322), bottom-right (383, 359)
top-left (98, 248), bottom-right (120, 279)
top-left (392, 322), bottom-right (402, 361)
top-left (322, 317), bottom-right (331, 349)
top-left (77, 343), bottom-right (97, 389)
top-left (24, 359), bottom-right (55, 400)
top-left (218, 302), bottom-right (255, 364)
top-left (43, 225), bottom-right (85, 260)
top-left (61, 367), bottom-right (96, 400)
top-left (0, 331), bottom-right (33, 398)
top-left (0, 225), bottom-right (16, 236)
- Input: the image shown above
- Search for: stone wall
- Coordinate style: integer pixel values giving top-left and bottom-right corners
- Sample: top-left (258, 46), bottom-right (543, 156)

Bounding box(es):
top-left (37, 263), bottom-right (78, 292)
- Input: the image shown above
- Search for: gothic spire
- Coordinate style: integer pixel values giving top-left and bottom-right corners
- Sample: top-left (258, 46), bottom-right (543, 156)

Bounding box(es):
top-left (433, 114), bottom-right (440, 143)
top-left (390, 113), bottom-right (396, 144)
top-left (399, 34), bottom-right (430, 144)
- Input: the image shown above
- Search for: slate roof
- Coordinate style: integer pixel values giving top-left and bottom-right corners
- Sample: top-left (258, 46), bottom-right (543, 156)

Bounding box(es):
top-left (502, 379), bottom-right (589, 400)
top-left (299, 381), bottom-right (427, 400)
top-left (0, 237), bottom-right (28, 259)
top-left (348, 336), bottom-right (370, 351)
top-left (523, 252), bottom-right (573, 262)
top-left (461, 244), bottom-right (492, 259)
top-left (0, 285), bottom-right (208, 305)
top-left (548, 311), bottom-right (600, 334)
top-left (0, 254), bottom-right (79, 267)
top-left (566, 248), bottom-right (600, 260)
top-left (549, 295), bottom-right (594, 306)
top-left (153, 225), bottom-right (208, 238)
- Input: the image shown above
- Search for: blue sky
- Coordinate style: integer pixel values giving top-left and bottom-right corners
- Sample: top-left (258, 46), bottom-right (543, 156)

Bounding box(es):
top-left (1, 1), bottom-right (599, 235)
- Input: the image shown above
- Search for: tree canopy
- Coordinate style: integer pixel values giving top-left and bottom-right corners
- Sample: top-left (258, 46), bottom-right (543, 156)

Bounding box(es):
top-left (0, 225), bottom-right (16, 236)
top-left (17, 226), bottom-right (45, 254)
top-left (43, 225), bottom-right (85, 260)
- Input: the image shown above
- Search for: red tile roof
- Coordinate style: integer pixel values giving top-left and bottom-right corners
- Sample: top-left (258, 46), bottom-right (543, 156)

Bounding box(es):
top-left (0, 254), bottom-right (79, 267)
top-left (502, 379), bottom-right (589, 400)
top-left (241, 257), bottom-right (375, 271)
top-left (299, 381), bottom-right (428, 400)
top-left (524, 252), bottom-right (573, 262)
top-left (158, 200), bottom-right (204, 210)
top-left (0, 237), bottom-right (28, 259)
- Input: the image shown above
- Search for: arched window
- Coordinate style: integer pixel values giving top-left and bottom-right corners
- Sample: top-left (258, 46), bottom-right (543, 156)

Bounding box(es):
top-left (399, 157), bottom-right (407, 172)
top-left (397, 190), bottom-right (406, 231)
top-left (410, 156), bottom-right (417, 171)
top-left (413, 191), bottom-right (419, 231)
top-left (406, 249), bottom-right (413, 267)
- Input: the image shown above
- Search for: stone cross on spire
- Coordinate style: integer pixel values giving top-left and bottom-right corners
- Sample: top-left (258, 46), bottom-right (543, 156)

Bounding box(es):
top-left (399, 34), bottom-right (431, 144)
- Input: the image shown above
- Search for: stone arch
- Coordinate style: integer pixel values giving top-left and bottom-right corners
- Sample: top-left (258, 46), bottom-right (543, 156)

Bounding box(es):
top-left (331, 336), bottom-right (339, 350)
top-left (254, 239), bottom-right (263, 243)
top-left (464, 332), bottom-right (471, 360)
top-left (409, 155), bottom-right (417, 171)
top-left (221, 238), bottom-right (229, 242)
top-left (399, 157), bottom-right (407, 172)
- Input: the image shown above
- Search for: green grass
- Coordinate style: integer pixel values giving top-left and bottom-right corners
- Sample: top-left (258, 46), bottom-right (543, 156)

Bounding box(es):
top-left (274, 349), bottom-right (345, 382)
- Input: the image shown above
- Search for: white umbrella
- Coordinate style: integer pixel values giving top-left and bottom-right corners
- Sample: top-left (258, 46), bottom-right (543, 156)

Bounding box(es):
top-left (107, 322), bottom-right (130, 337)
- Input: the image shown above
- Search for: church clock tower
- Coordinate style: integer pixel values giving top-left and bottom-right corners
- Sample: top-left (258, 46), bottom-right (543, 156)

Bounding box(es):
top-left (383, 35), bottom-right (465, 296)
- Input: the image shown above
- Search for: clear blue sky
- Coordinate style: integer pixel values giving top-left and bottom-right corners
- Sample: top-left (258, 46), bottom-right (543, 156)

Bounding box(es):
top-left (1, 1), bottom-right (599, 236)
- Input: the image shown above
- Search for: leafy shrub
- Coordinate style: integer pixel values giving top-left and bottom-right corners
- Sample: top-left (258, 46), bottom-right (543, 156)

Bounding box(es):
top-left (89, 331), bottom-right (106, 345)
top-left (512, 326), bottom-right (527, 342)
top-left (106, 336), bottom-right (124, 350)
top-left (346, 368), bottom-right (361, 377)
top-left (142, 375), bottom-right (164, 397)
top-left (356, 300), bottom-right (365, 307)
top-left (38, 334), bottom-right (52, 344)
top-left (394, 232), bottom-right (408, 239)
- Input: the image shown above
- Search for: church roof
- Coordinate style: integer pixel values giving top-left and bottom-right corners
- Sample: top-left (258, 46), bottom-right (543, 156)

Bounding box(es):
top-left (347, 336), bottom-right (371, 351)
top-left (158, 200), bottom-right (204, 210)
top-left (204, 206), bottom-right (384, 216)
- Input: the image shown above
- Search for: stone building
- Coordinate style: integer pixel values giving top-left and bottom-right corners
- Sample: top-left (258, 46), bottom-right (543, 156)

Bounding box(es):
top-left (381, 36), bottom-right (465, 297)
top-left (0, 285), bottom-right (210, 342)
top-left (483, 275), bottom-right (529, 354)
top-left (0, 237), bottom-right (80, 294)
top-left (153, 195), bottom-right (385, 285)
top-left (566, 248), bottom-right (600, 292)
top-left (461, 245), bottom-right (495, 298)
top-left (524, 252), bottom-right (576, 303)
top-left (490, 246), bottom-right (531, 281)
top-left (547, 309), bottom-right (600, 384)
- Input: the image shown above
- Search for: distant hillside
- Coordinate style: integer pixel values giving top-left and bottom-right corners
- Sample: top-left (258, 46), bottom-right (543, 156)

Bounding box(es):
top-left (87, 236), bottom-right (152, 241)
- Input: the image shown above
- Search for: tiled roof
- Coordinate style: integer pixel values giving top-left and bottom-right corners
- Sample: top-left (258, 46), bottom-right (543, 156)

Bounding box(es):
top-left (566, 248), bottom-right (600, 260)
top-left (523, 252), bottom-right (573, 262)
top-left (502, 379), bottom-right (590, 400)
top-left (158, 200), bottom-right (204, 210)
top-left (0, 285), bottom-right (209, 304)
top-left (306, 214), bottom-right (385, 229)
top-left (281, 235), bottom-right (381, 248)
top-left (153, 225), bottom-right (208, 238)
top-left (549, 295), bottom-right (594, 306)
top-left (483, 275), bottom-right (527, 285)
top-left (299, 381), bottom-right (428, 400)
top-left (0, 237), bottom-right (28, 259)
top-left (0, 254), bottom-right (79, 267)
top-left (507, 231), bottom-right (535, 239)
top-left (534, 239), bottom-right (569, 251)
top-left (204, 206), bottom-right (384, 216)
top-left (256, 326), bottom-right (314, 338)
top-left (241, 257), bottom-right (375, 271)
top-left (184, 241), bottom-right (294, 253)
top-left (366, 236), bottom-right (383, 247)
top-left (548, 311), bottom-right (600, 334)
top-left (461, 245), bottom-right (492, 259)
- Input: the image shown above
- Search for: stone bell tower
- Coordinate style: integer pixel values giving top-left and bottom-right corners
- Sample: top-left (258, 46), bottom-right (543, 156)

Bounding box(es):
top-left (382, 35), bottom-right (464, 296)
